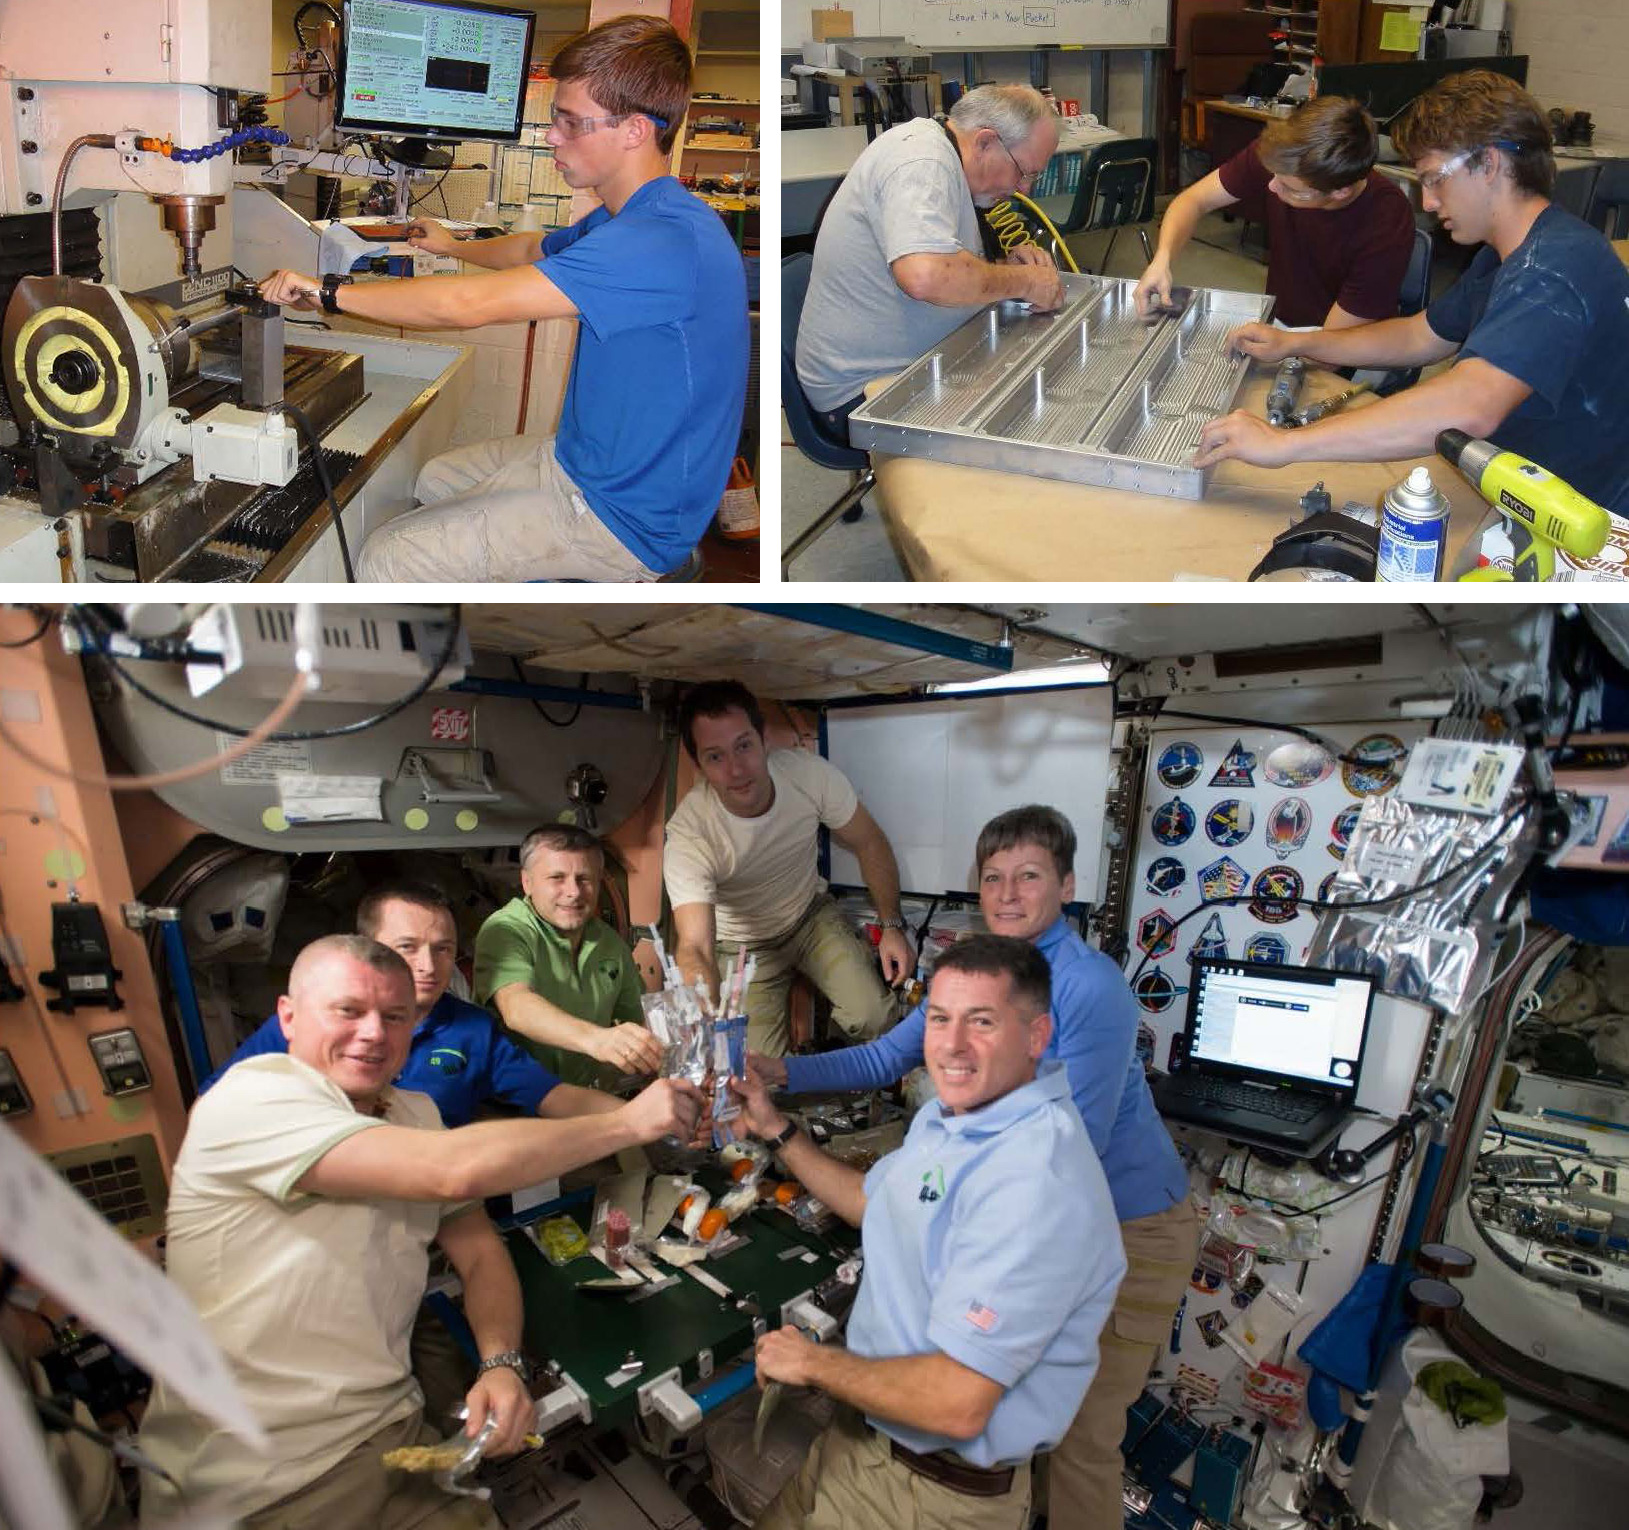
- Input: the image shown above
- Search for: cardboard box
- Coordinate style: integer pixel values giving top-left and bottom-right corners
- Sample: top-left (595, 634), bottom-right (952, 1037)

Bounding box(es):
top-left (809, 6), bottom-right (854, 40)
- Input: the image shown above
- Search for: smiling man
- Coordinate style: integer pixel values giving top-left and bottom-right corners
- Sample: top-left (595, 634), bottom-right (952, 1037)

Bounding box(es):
top-left (475, 824), bottom-right (660, 1092)
top-left (139, 935), bottom-right (702, 1527)
top-left (1135, 96), bottom-right (1414, 328)
top-left (257, 16), bottom-right (747, 583)
top-left (796, 83), bottom-right (1066, 441)
top-left (1193, 71), bottom-right (1629, 513)
top-left (201, 881), bottom-right (619, 1127)
top-left (750, 804), bottom-right (1196, 1530)
top-left (666, 681), bottom-right (911, 1056)
top-left (731, 935), bottom-right (1125, 1530)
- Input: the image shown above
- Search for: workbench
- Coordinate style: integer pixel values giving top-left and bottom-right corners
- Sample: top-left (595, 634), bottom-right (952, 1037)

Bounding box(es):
top-left (869, 365), bottom-right (1485, 581)
top-left (507, 1199), bottom-right (854, 1430)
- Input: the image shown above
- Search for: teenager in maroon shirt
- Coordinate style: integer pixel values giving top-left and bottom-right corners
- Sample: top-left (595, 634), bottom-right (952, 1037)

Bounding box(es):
top-left (1135, 96), bottom-right (1416, 329)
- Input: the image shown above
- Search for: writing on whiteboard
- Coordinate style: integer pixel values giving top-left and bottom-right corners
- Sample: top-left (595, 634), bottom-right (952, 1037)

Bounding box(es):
top-left (936, 0), bottom-right (1137, 22)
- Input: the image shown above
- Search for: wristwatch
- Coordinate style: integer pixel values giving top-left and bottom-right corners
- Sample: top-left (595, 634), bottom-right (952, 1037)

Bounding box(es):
top-left (877, 918), bottom-right (905, 931)
top-left (319, 272), bottom-right (353, 314)
top-left (765, 1120), bottom-right (799, 1154)
top-left (476, 1349), bottom-right (528, 1380)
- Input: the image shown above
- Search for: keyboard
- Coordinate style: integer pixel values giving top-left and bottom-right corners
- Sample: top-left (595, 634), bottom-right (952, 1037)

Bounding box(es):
top-left (1164, 1075), bottom-right (1324, 1124)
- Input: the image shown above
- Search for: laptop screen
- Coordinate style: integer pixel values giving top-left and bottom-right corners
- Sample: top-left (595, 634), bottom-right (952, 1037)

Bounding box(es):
top-left (1187, 960), bottom-right (1375, 1092)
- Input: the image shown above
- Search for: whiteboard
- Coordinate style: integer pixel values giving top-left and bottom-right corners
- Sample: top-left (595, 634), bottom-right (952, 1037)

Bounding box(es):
top-left (785, 0), bottom-right (1171, 52)
top-left (824, 686), bottom-right (1114, 899)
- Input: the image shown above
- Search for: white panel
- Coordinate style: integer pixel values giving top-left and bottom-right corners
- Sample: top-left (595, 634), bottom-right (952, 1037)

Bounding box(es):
top-left (780, 0), bottom-right (1169, 53)
top-left (825, 686), bottom-right (1113, 899)
top-left (1, 0), bottom-right (270, 87)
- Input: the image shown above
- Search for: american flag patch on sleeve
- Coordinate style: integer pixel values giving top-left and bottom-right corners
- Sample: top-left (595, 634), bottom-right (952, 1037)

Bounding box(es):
top-left (966, 1301), bottom-right (999, 1332)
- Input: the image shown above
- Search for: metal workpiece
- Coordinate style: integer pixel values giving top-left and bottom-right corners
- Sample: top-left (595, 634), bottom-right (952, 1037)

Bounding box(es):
top-left (847, 276), bottom-right (1274, 498)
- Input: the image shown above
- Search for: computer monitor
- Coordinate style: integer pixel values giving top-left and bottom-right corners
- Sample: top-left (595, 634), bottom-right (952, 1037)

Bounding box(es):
top-left (1186, 959), bottom-right (1376, 1094)
top-left (1318, 55), bottom-right (1528, 131)
top-left (336, 0), bottom-right (536, 167)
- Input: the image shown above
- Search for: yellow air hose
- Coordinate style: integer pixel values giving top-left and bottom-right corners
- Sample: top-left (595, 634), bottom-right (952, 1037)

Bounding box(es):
top-left (985, 192), bottom-right (1081, 274)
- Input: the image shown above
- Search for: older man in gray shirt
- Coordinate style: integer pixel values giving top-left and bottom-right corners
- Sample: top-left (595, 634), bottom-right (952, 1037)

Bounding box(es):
top-left (797, 84), bottom-right (1065, 430)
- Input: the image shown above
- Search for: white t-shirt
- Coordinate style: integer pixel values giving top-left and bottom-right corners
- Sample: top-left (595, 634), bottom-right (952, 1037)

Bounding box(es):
top-left (138, 1054), bottom-right (455, 1522)
top-left (664, 749), bottom-right (860, 945)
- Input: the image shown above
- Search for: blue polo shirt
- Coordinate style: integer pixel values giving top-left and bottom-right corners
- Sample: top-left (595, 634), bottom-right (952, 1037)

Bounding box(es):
top-left (198, 991), bottom-right (559, 1128)
top-left (787, 917), bottom-right (1189, 1224)
top-left (1424, 204), bottom-right (1629, 514)
top-left (848, 1062), bottom-right (1125, 1467)
top-left (539, 176), bottom-right (749, 574)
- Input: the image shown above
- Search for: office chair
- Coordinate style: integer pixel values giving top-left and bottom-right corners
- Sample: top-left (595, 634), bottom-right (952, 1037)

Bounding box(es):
top-left (780, 252), bottom-right (876, 577)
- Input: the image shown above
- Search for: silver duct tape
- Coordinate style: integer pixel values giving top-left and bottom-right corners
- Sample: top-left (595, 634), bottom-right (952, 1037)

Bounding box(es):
top-left (1307, 789), bottom-right (1534, 1012)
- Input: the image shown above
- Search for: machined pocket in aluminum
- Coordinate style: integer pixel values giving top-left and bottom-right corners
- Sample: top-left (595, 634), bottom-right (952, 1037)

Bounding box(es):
top-left (847, 276), bottom-right (1275, 498)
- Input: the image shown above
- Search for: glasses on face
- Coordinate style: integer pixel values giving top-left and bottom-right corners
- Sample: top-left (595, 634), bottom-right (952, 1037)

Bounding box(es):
top-left (1417, 147), bottom-right (1479, 192)
top-left (547, 107), bottom-right (669, 140)
top-left (993, 133), bottom-right (1042, 188)
top-left (1272, 178), bottom-right (1327, 203)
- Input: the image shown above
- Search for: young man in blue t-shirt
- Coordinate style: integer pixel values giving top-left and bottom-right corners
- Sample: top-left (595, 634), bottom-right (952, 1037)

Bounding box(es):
top-left (258, 16), bottom-right (748, 582)
top-left (1192, 71), bottom-right (1629, 516)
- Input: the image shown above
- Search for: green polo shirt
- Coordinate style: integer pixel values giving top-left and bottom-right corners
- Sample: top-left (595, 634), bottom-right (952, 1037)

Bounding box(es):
top-left (473, 897), bottom-right (647, 1090)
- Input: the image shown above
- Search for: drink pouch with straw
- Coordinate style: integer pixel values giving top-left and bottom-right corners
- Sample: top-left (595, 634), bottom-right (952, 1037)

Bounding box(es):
top-left (710, 1014), bottom-right (748, 1147)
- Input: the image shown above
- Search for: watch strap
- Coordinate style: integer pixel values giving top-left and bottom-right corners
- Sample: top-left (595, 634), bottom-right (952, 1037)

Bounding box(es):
top-left (476, 1349), bottom-right (527, 1379)
top-left (765, 1120), bottom-right (798, 1153)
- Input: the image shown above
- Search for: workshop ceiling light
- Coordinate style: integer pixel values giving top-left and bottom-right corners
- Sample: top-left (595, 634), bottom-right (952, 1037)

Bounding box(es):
top-left (930, 661), bottom-right (1110, 695)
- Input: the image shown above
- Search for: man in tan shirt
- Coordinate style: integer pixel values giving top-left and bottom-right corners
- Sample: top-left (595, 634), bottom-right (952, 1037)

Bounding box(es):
top-left (138, 934), bottom-right (700, 1527)
top-left (665, 681), bottom-right (912, 1056)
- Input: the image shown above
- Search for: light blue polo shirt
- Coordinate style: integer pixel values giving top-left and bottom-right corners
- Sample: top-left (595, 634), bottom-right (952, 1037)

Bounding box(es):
top-left (847, 1061), bottom-right (1126, 1467)
top-left (787, 916), bottom-right (1190, 1223)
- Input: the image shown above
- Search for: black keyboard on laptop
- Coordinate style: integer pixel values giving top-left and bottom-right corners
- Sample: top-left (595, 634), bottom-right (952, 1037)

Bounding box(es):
top-left (1165, 1075), bottom-right (1324, 1123)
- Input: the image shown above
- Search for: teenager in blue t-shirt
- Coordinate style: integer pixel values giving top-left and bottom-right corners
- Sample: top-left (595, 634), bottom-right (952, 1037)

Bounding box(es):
top-left (1192, 72), bottom-right (1629, 517)
top-left (257, 16), bottom-right (748, 582)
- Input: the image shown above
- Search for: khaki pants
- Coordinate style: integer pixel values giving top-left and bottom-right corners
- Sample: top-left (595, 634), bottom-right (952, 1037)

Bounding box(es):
top-left (1044, 1197), bottom-right (1202, 1530)
top-left (727, 895), bottom-right (894, 1057)
top-left (356, 434), bottom-right (660, 583)
top-left (410, 1301), bottom-right (475, 1431)
top-left (240, 1413), bottom-right (500, 1530)
top-left (757, 1408), bottom-right (1030, 1530)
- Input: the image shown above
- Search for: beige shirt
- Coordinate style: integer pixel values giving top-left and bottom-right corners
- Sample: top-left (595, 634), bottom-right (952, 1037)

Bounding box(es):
top-left (138, 1055), bottom-right (453, 1522)
top-left (663, 749), bottom-right (860, 945)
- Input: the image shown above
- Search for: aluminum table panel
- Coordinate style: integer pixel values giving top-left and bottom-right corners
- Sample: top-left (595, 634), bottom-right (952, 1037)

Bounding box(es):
top-left (849, 278), bottom-right (1275, 499)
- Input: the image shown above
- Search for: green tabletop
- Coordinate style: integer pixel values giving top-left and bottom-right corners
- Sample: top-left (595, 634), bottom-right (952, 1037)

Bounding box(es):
top-left (507, 1202), bottom-right (855, 1425)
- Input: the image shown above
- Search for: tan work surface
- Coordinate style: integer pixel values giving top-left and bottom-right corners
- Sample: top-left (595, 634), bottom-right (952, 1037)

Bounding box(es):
top-left (872, 367), bottom-right (1483, 582)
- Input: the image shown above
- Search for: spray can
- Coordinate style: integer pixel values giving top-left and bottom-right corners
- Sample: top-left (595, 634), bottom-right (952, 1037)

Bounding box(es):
top-left (1375, 465), bottom-right (1450, 582)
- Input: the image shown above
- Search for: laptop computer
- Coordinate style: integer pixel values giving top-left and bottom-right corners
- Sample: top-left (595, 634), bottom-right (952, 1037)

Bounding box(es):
top-left (1153, 959), bottom-right (1378, 1159)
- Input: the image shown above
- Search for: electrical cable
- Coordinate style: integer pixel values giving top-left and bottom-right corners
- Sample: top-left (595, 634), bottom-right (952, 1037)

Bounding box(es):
top-left (293, 1), bottom-right (341, 49)
top-left (1228, 1142), bottom-right (1403, 1219)
top-left (1130, 699), bottom-right (1364, 766)
top-left (1127, 800), bottom-right (1529, 984)
top-left (280, 399), bottom-right (355, 583)
top-left (510, 657), bottom-right (583, 726)
top-left (409, 161), bottom-right (454, 211)
top-left (0, 606), bottom-right (55, 648)
top-left (69, 604), bottom-right (463, 744)
top-left (0, 667), bottom-right (311, 790)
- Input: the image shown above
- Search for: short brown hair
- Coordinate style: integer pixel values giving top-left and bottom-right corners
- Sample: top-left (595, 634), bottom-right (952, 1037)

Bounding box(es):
top-left (551, 16), bottom-right (692, 155)
top-left (975, 805), bottom-right (1076, 881)
top-left (356, 881), bottom-right (453, 939)
top-left (1390, 70), bottom-right (1554, 199)
top-left (520, 823), bottom-right (605, 869)
top-left (931, 934), bottom-right (1052, 1020)
top-left (677, 680), bottom-right (765, 760)
top-left (1257, 96), bottom-right (1378, 193)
